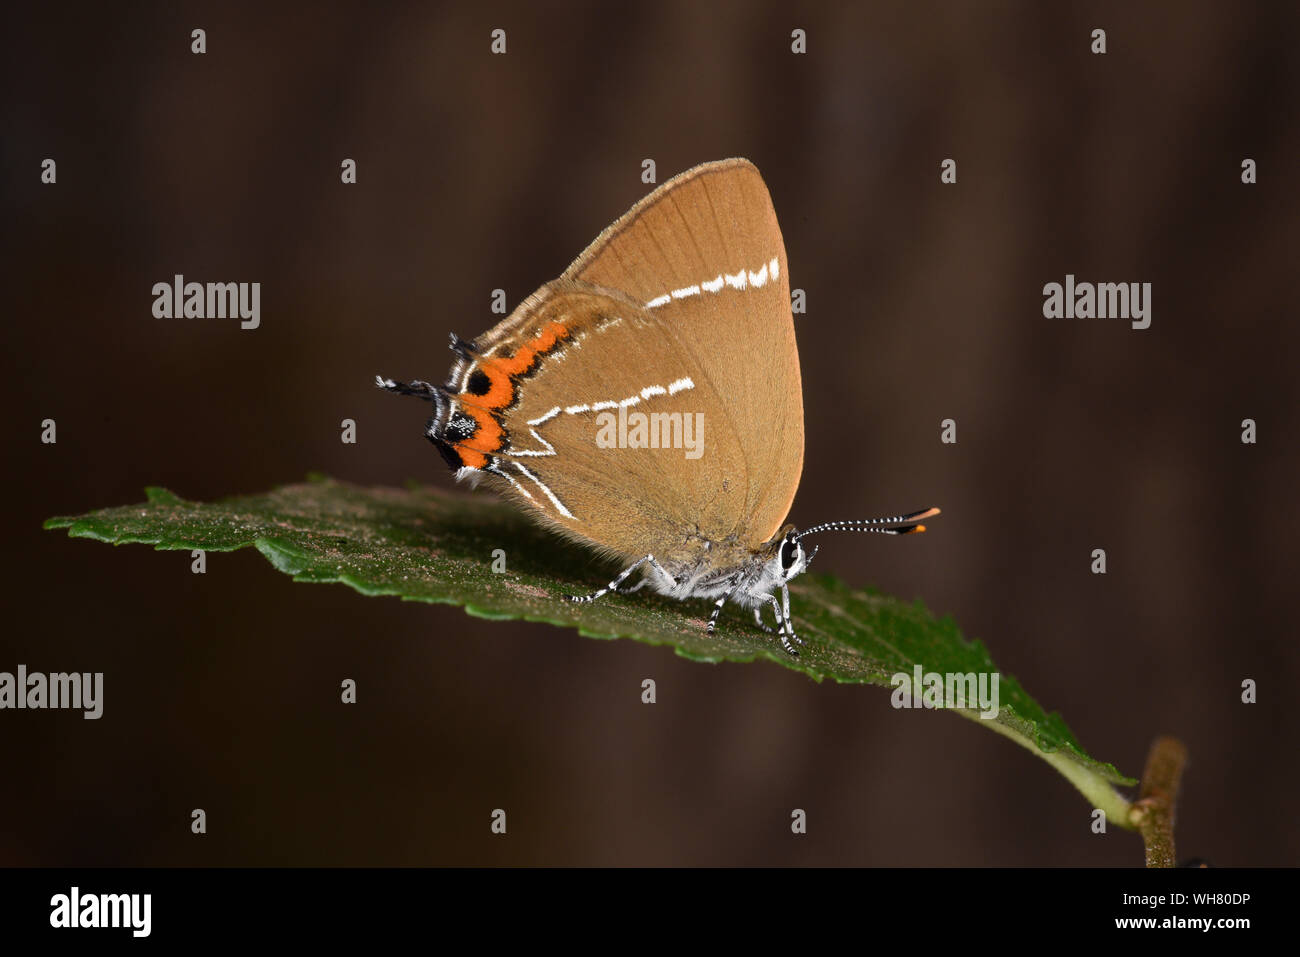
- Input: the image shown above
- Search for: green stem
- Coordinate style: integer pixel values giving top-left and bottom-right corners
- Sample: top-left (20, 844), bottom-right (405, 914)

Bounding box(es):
top-left (961, 710), bottom-right (1135, 829)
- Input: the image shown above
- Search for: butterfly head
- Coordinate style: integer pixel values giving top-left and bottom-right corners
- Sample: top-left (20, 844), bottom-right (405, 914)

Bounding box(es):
top-left (746, 525), bottom-right (817, 599)
top-left (773, 525), bottom-right (816, 585)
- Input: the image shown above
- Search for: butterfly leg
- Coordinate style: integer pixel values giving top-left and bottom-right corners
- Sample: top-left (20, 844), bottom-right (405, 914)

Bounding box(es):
top-left (616, 558), bottom-right (676, 594)
top-left (752, 606), bottom-right (776, 634)
top-left (565, 554), bottom-right (670, 604)
top-left (765, 592), bottom-right (802, 656)
top-left (764, 594), bottom-right (797, 654)
top-left (706, 593), bottom-right (731, 636)
top-left (705, 576), bottom-right (746, 636)
top-left (780, 584), bottom-right (805, 649)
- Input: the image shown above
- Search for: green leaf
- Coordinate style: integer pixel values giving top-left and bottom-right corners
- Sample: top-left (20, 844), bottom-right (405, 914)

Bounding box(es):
top-left (44, 475), bottom-right (1136, 822)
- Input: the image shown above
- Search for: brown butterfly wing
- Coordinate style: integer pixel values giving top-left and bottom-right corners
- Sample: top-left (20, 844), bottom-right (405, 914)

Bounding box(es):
top-left (440, 160), bottom-right (803, 561)
top-left (563, 158), bottom-right (804, 549)
top-left (472, 281), bottom-right (757, 562)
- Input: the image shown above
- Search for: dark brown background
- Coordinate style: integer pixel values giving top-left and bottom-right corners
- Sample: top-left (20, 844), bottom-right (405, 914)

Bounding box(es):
top-left (3, 1), bottom-right (1296, 866)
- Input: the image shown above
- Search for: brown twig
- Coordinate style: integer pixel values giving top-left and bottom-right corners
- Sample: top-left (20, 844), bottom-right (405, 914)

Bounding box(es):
top-left (1128, 735), bottom-right (1188, 868)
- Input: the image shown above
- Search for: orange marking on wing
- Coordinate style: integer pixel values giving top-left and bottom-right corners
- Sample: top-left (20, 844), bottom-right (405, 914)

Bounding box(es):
top-left (457, 448), bottom-right (489, 469)
top-left (462, 366), bottom-right (513, 410)
top-left (448, 322), bottom-right (574, 464)
top-left (465, 321), bottom-right (572, 411)
top-left (460, 404), bottom-right (505, 455)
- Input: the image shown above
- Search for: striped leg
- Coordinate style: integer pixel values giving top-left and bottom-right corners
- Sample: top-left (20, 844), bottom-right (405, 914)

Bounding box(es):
top-left (565, 554), bottom-right (667, 604)
top-left (766, 593), bottom-right (802, 656)
top-left (706, 594), bottom-right (728, 635)
top-left (617, 559), bottom-right (677, 595)
top-left (706, 577), bottom-right (745, 636)
top-left (753, 606), bottom-right (775, 634)
top-left (780, 585), bottom-right (805, 648)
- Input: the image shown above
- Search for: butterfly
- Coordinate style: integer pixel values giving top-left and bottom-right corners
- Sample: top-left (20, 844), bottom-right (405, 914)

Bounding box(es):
top-left (380, 159), bottom-right (937, 654)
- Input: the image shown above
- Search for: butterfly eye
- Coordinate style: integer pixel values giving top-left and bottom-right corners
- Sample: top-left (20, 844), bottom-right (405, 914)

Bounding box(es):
top-left (780, 538), bottom-right (799, 571)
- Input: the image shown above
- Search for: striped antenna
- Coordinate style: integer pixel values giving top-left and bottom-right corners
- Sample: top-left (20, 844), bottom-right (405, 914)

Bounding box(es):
top-left (797, 507), bottom-right (940, 540)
